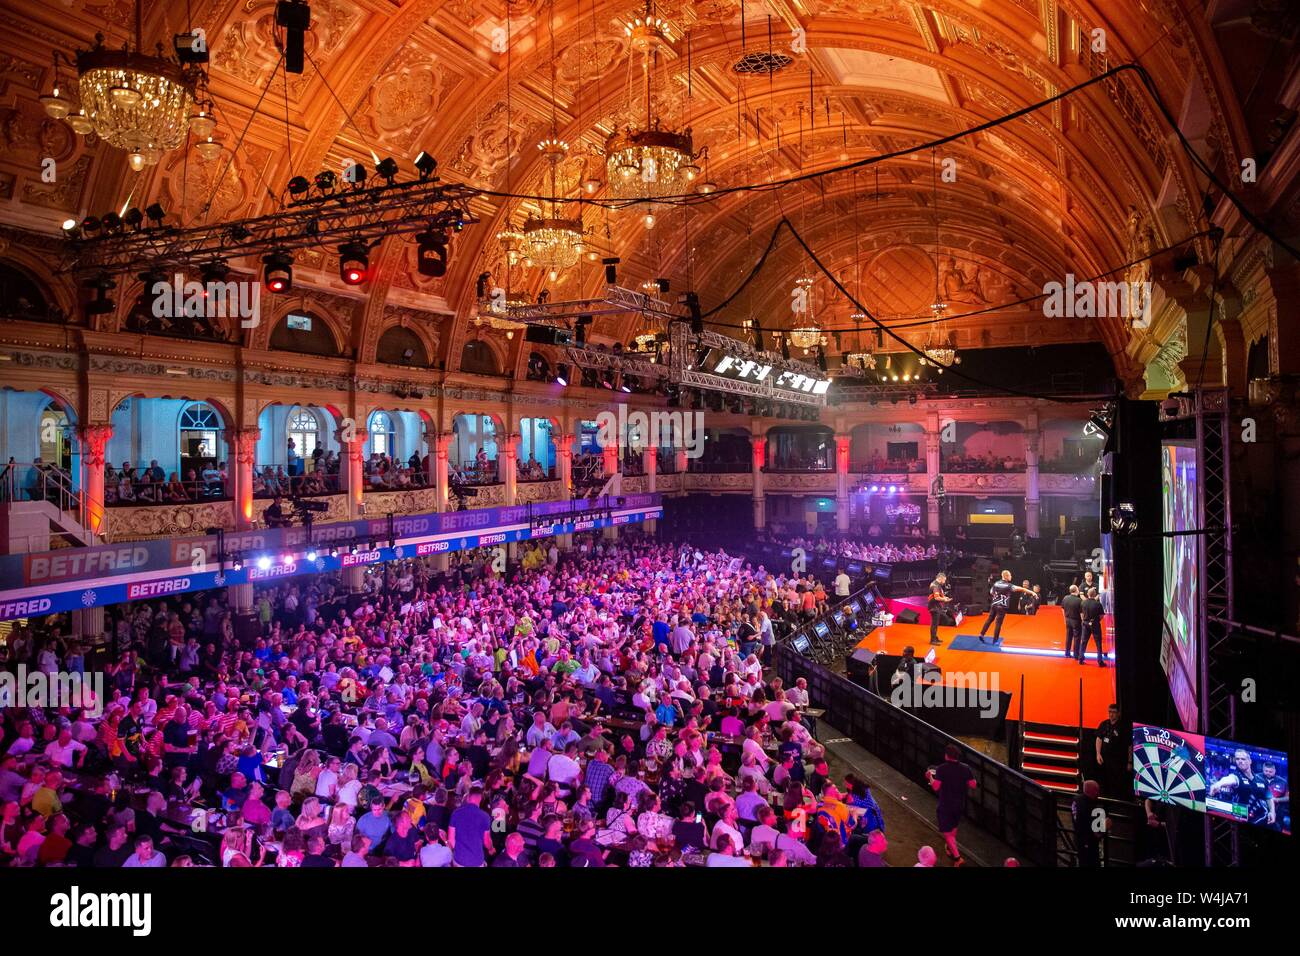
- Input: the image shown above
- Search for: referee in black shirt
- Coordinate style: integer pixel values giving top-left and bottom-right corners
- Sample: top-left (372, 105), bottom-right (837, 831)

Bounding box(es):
top-left (1079, 587), bottom-right (1107, 666)
top-left (1061, 586), bottom-right (1083, 659)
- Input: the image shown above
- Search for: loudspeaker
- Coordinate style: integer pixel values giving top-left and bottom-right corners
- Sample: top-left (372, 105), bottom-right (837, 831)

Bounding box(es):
top-left (896, 608), bottom-right (920, 625)
top-left (845, 647), bottom-right (878, 679)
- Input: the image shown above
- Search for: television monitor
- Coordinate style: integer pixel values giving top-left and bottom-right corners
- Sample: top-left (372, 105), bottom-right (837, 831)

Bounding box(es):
top-left (1133, 724), bottom-right (1290, 834)
top-left (1161, 442), bottom-right (1200, 731)
top-left (832, 609), bottom-right (846, 628)
top-left (822, 557), bottom-right (838, 569)
top-left (847, 599), bottom-right (861, 615)
top-left (813, 620), bottom-right (831, 640)
top-left (846, 561), bottom-right (864, 575)
top-left (871, 565), bottom-right (892, 582)
top-left (791, 633), bottom-right (811, 655)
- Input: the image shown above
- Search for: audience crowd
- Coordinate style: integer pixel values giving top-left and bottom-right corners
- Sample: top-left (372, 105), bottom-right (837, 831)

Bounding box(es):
top-left (0, 538), bottom-right (901, 869)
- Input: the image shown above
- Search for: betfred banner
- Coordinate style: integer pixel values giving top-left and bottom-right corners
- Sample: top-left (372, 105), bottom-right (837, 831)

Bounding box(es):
top-left (0, 497), bottom-right (661, 622)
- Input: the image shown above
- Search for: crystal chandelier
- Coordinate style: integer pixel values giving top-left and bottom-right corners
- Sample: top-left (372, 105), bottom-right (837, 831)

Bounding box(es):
top-left (789, 326), bottom-right (827, 351)
top-left (605, 2), bottom-right (702, 200)
top-left (523, 7), bottom-right (585, 273)
top-left (523, 214), bottom-right (584, 269)
top-left (845, 351), bottom-right (876, 370)
top-left (41, 1), bottom-right (209, 172)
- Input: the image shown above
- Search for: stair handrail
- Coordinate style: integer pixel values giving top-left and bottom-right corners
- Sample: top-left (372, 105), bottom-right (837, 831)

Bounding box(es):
top-left (1, 460), bottom-right (79, 517)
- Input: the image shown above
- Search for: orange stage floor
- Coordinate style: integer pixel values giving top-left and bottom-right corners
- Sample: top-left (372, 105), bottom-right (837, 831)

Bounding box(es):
top-left (855, 605), bottom-right (1117, 729)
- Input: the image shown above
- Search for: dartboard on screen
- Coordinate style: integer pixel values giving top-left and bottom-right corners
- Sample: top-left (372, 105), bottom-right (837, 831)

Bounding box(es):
top-left (1132, 725), bottom-right (1208, 812)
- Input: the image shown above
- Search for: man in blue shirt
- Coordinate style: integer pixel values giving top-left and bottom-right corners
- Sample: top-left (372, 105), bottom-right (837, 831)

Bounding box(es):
top-left (356, 802), bottom-right (392, 853)
top-left (448, 787), bottom-right (494, 867)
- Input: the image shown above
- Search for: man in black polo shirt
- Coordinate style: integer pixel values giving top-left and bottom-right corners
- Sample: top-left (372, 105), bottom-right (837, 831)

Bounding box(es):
top-left (977, 570), bottom-right (1034, 644)
top-left (1094, 704), bottom-right (1128, 799)
top-left (1079, 587), bottom-right (1107, 665)
top-left (1062, 585), bottom-right (1084, 659)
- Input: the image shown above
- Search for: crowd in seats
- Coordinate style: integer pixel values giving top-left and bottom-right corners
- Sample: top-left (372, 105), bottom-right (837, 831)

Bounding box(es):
top-left (0, 539), bottom-right (899, 869)
top-left (851, 455), bottom-right (924, 474)
top-left (106, 461), bottom-right (228, 506)
top-left (940, 453), bottom-right (1026, 473)
top-left (781, 535), bottom-right (941, 564)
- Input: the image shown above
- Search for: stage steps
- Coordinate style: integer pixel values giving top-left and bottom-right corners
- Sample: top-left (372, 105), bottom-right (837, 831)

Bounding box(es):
top-left (1018, 721), bottom-right (1082, 793)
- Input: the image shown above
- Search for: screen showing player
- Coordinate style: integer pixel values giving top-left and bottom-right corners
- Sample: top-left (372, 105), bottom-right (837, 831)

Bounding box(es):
top-left (1133, 724), bottom-right (1290, 835)
top-left (1161, 442), bottom-right (1200, 732)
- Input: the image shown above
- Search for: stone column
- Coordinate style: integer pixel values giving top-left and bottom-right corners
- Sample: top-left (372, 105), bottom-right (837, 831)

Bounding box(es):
top-left (231, 427), bottom-right (260, 530)
top-left (78, 423), bottom-right (113, 537)
top-left (602, 438), bottom-right (619, 478)
top-left (834, 434), bottom-right (851, 532)
top-left (643, 446), bottom-right (658, 535)
top-left (434, 433), bottom-right (451, 512)
top-left (557, 433), bottom-right (575, 498)
top-left (337, 425), bottom-right (365, 518)
top-left (925, 416), bottom-right (941, 537)
top-left (751, 435), bottom-right (767, 531)
top-left (500, 432), bottom-right (520, 506)
top-left (1025, 418), bottom-right (1041, 539)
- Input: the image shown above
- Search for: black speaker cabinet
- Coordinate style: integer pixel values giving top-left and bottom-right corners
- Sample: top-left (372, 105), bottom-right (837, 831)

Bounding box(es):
top-left (895, 608), bottom-right (920, 625)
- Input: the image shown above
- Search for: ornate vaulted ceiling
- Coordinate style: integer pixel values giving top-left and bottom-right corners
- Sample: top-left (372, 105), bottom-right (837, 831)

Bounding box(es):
top-left (0, 0), bottom-right (1293, 391)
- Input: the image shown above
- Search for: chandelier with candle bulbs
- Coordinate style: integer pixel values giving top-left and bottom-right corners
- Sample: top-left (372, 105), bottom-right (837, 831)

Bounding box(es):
top-left (605, 1), bottom-right (703, 200)
top-left (40, 0), bottom-right (214, 172)
top-left (788, 276), bottom-right (825, 351)
top-left (521, 4), bottom-right (585, 273)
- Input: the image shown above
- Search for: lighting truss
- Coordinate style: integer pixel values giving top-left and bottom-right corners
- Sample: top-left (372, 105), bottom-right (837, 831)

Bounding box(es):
top-left (66, 175), bottom-right (480, 276)
top-left (828, 381), bottom-right (940, 404)
top-left (561, 344), bottom-right (671, 382)
top-left (671, 324), bottom-right (830, 407)
top-left (497, 284), bottom-right (687, 323)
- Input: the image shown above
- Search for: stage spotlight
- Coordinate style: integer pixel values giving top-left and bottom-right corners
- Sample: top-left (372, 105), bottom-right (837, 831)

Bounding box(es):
top-left (342, 161), bottom-right (365, 186)
top-left (376, 156), bottom-right (399, 183)
top-left (602, 257), bottom-right (619, 284)
top-left (555, 364), bottom-right (569, 387)
top-left (145, 203), bottom-right (166, 227)
top-left (287, 175), bottom-right (310, 196)
top-left (81, 216), bottom-right (101, 235)
top-left (780, 335), bottom-right (790, 361)
top-left (199, 259), bottom-right (230, 284)
top-left (413, 151), bottom-right (437, 179)
top-left (329, 547), bottom-right (339, 558)
top-left (256, 555), bottom-right (272, 571)
top-left (338, 240), bottom-right (369, 285)
top-left (305, 549), bottom-right (317, 562)
top-left (61, 218), bottom-right (79, 239)
top-left (476, 272), bottom-right (490, 298)
top-left (123, 207), bottom-right (144, 230)
top-left (101, 211), bottom-right (122, 232)
top-left (229, 223), bottom-right (251, 242)
top-left (681, 291), bottom-right (702, 334)
top-left (416, 229), bottom-right (447, 277)
top-left (314, 169), bottom-right (336, 192)
top-left (232, 555), bottom-right (243, 571)
top-left (263, 250), bottom-right (294, 293)
top-left (575, 314), bottom-right (591, 346)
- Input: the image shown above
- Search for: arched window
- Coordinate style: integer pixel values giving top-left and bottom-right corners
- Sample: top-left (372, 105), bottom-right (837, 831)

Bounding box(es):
top-left (369, 411), bottom-right (395, 456)
top-left (460, 339), bottom-right (500, 375)
top-left (179, 402), bottom-right (224, 472)
top-left (0, 263), bottom-right (63, 323)
top-left (288, 408), bottom-right (321, 460)
top-left (270, 313), bottom-right (343, 357)
top-left (376, 326), bottom-right (429, 367)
